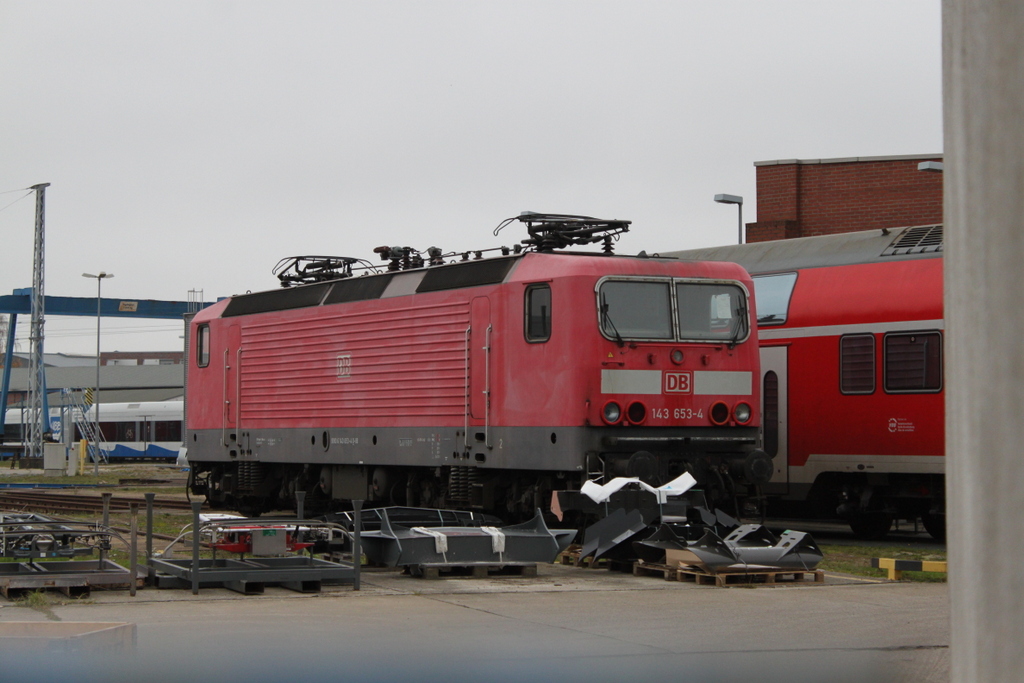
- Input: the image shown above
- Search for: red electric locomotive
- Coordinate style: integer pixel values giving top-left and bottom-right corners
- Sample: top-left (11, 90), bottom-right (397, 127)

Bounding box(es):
top-left (184, 214), bottom-right (769, 519)
top-left (668, 225), bottom-right (944, 538)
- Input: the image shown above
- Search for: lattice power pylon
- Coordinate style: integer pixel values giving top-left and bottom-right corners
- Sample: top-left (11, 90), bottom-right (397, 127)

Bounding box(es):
top-left (26, 183), bottom-right (50, 461)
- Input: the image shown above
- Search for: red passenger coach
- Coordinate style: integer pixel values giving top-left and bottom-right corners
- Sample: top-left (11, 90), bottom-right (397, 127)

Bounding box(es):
top-left (669, 225), bottom-right (945, 538)
top-left (185, 215), bottom-right (767, 519)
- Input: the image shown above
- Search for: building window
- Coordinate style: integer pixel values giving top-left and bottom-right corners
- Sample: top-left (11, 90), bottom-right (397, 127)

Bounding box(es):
top-left (525, 285), bottom-right (551, 342)
top-left (197, 324), bottom-right (210, 368)
top-left (840, 334), bottom-right (876, 394)
top-left (884, 331), bottom-right (942, 393)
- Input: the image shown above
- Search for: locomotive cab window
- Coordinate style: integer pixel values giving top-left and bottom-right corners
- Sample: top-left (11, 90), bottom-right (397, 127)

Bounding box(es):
top-left (675, 282), bottom-right (748, 342)
top-left (884, 331), bottom-right (942, 393)
top-left (597, 278), bottom-right (749, 343)
top-left (598, 280), bottom-right (673, 340)
top-left (840, 334), bottom-right (876, 394)
top-left (525, 284), bottom-right (552, 342)
top-left (752, 272), bottom-right (798, 325)
top-left (197, 324), bottom-right (210, 368)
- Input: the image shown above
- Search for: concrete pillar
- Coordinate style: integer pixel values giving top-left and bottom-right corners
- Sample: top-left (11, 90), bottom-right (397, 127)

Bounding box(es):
top-left (944, 1), bottom-right (1024, 680)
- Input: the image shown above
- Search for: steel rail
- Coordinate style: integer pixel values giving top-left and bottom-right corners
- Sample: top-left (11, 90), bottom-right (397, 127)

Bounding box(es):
top-left (0, 491), bottom-right (198, 514)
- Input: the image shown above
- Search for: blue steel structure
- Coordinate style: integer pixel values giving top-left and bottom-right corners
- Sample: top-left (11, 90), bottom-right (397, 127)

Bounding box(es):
top-left (0, 288), bottom-right (212, 439)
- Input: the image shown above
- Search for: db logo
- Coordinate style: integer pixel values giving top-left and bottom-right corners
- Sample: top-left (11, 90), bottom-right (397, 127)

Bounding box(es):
top-left (337, 354), bottom-right (352, 379)
top-left (664, 372), bottom-right (692, 394)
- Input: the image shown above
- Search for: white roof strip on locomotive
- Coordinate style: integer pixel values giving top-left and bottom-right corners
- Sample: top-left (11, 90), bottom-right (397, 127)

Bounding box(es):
top-left (758, 319), bottom-right (944, 340)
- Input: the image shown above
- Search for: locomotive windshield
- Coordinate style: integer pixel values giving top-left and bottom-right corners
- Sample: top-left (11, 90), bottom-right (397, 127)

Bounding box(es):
top-left (598, 278), bottom-right (748, 342)
top-left (599, 281), bottom-right (674, 339)
top-left (675, 282), bottom-right (747, 341)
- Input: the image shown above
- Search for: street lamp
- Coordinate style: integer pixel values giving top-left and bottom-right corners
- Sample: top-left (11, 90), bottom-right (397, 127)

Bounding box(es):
top-left (82, 271), bottom-right (113, 475)
top-left (714, 194), bottom-right (744, 244)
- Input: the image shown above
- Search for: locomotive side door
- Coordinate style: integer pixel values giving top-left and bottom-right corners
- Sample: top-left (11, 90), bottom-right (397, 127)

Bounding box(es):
top-left (469, 297), bottom-right (491, 424)
top-left (760, 345), bottom-right (789, 489)
top-left (221, 323), bottom-right (241, 447)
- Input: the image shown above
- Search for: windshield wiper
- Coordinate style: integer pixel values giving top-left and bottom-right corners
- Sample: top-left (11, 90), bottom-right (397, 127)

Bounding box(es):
top-left (600, 294), bottom-right (625, 348)
top-left (730, 301), bottom-right (748, 348)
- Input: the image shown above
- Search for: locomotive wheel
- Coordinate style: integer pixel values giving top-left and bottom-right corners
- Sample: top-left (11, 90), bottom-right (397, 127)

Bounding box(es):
top-left (235, 499), bottom-right (264, 518)
top-left (626, 451), bottom-right (659, 485)
top-left (921, 513), bottom-right (946, 541)
top-left (848, 512), bottom-right (893, 540)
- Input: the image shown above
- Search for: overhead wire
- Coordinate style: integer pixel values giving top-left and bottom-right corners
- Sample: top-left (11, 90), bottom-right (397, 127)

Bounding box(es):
top-left (0, 190), bottom-right (33, 215)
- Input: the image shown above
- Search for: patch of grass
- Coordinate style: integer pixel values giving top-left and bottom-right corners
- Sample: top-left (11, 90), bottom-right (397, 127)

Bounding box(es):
top-left (21, 589), bottom-right (51, 609)
top-left (10, 589), bottom-right (93, 609)
top-left (820, 543), bottom-right (947, 582)
top-left (0, 463), bottom-right (182, 487)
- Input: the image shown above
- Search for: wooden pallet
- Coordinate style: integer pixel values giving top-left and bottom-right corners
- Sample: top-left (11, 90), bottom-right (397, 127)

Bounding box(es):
top-left (558, 548), bottom-right (633, 572)
top-left (632, 561), bottom-right (679, 581)
top-left (557, 545), bottom-right (602, 568)
top-left (632, 560), bottom-right (823, 587)
top-left (406, 564), bottom-right (538, 580)
top-left (676, 566), bottom-right (824, 587)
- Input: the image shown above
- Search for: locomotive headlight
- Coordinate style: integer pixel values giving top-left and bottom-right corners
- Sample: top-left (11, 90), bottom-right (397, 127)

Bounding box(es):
top-left (733, 402), bottom-right (752, 424)
top-left (709, 401), bottom-right (730, 426)
top-left (627, 401), bottom-right (647, 424)
top-left (603, 401), bottom-right (622, 424)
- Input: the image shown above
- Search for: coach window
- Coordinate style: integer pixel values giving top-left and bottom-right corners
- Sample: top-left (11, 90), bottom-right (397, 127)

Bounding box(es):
top-left (752, 273), bottom-right (797, 325)
top-left (598, 280), bottom-right (673, 340)
top-left (197, 324), bottom-right (210, 367)
top-left (525, 284), bottom-right (551, 342)
top-left (884, 331), bottom-right (942, 393)
top-left (155, 420), bottom-right (182, 442)
top-left (840, 334), bottom-right (876, 394)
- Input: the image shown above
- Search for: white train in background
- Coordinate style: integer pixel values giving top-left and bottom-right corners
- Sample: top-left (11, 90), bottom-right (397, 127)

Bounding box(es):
top-left (2, 400), bottom-right (184, 462)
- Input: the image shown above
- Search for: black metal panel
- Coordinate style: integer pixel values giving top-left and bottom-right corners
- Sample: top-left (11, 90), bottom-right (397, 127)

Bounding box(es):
top-left (416, 258), bottom-right (518, 294)
top-left (222, 283), bottom-right (332, 318)
top-left (881, 225), bottom-right (943, 256)
top-left (322, 274), bottom-right (395, 305)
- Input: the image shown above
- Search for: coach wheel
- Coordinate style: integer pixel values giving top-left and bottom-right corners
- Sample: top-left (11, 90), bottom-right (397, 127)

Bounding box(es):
top-left (236, 498), bottom-right (264, 518)
top-left (740, 450), bottom-right (773, 484)
top-left (848, 512), bottom-right (893, 540)
top-left (921, 513), bottom-right (946, 541)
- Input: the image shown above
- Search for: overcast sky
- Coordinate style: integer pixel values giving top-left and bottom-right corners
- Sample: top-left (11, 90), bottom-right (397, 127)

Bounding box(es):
top-left (0, 1), bottom-right (942, 356)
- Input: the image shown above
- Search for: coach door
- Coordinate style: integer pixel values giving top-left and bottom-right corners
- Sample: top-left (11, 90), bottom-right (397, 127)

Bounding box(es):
top-left (760, 345), bottom-right (789, 489)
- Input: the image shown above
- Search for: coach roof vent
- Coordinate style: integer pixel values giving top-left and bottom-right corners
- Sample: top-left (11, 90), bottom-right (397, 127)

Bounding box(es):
top-left (881, 225), bottom-right (943, 256)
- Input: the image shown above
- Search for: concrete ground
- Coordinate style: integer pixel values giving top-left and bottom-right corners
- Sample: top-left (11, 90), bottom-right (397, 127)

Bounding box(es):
top-left (0, 563), bottom-right (948, 683)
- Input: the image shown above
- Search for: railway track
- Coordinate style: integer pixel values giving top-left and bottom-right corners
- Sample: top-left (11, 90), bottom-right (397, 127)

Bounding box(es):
top-left (0, 491), bottom-right (200, 514)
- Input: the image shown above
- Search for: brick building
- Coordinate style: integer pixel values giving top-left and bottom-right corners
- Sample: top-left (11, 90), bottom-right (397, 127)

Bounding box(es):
top-left (745, 154), bottom-right (943, 243)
